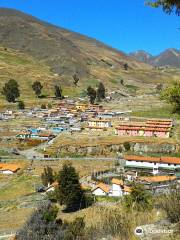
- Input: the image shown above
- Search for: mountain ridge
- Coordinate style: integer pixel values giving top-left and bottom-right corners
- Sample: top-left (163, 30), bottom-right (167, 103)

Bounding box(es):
top-left (130, 48), bottom-right (180, 68)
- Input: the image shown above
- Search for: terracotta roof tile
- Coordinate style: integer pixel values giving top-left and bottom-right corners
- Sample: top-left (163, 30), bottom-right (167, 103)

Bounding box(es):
top-left (93, 183), bottom-right (110, 193)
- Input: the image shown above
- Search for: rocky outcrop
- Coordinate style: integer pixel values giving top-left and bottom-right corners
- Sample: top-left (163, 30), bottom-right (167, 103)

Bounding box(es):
top-left (57, 142), bottom-right (178, 157)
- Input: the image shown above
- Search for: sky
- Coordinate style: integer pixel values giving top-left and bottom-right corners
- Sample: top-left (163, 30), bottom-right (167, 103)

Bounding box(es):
top-left (0, 0), bottom-right (179, 55)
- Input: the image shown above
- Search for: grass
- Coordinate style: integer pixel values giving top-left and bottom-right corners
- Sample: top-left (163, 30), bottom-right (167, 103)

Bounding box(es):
top-left (131, 106), bottom-right (180, 120)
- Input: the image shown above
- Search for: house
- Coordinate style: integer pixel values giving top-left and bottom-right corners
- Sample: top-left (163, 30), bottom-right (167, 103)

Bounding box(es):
top-left (92, 183), bottom-right (110, 196)
top-left (124, 155), bottom-right (180, 171)
top-left (89, 104), bottom-right (103, 112)
top-left (110, 178), bottom-right (124, 196)
top-left (87, 119), bottom-right (112, 130)
top-left (138, 175), bottom-right (177, 193)
top-left (0, 163), bottom-right (21, 174)
top-left (115, 118), bottom-right (173, 138)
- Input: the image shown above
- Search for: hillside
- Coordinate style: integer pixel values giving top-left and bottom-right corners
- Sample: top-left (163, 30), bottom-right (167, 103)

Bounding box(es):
top-left (130, 49), bottom-right (180, 68)
top-left (0, 8), bottom-right (180, 103)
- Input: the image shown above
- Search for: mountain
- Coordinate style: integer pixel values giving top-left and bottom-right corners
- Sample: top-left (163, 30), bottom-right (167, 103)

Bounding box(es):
top-left (129, 50), bottom-right (153, 63)
top-left (130, 49), bottom-right (180, 68)
top-left (0, 8), bottom-right (179, 102)
top-left (0, 8), bottom-right (149, 78)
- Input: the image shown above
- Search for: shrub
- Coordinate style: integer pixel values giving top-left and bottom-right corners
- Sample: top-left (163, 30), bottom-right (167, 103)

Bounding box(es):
top-left (123, 142), bottom-right (131, 151)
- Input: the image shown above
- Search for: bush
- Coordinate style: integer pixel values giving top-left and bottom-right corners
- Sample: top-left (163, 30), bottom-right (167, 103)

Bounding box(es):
top-left (160, 188), bottom-right (180, 223)
top-left (17, 100), bottom-right (25, 110)
top-left (123, 142), bottom-right (131, 151)
top-left (41, 104), bottom-right (46, 109)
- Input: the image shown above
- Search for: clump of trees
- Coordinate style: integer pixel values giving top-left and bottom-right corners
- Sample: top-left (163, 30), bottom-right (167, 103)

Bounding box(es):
top-left (2, 79), bottom-right (20, 102)
top-left (87, 82), bottom-right (106, 104)
top-left (161, 81), bottom-right (180, 113)
top-left (54, 85), bottom-right (63, 99)
top-left (32, 81), bottom-right (43, 97)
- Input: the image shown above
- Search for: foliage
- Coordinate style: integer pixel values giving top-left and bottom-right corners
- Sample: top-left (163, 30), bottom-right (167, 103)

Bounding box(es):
top-left (87, 86), bottom-right (96, 104)
top-left (159, 188), bottom-right (180, 223)
top-left (147, 0), bottom-right (180, 15)
top-left (123, 63), bottom-right (129, 70)
top-left (32, 81), bottom-right (43, 97)
top-left (124, 183), bottom-right (153, 211)
top-left (161, 81), bottom-right (180, 113)
top-left (41, 103), bottom-right (46, 109)
top-left (17, 100), bottom-right (25, 110)
top-left (54, 85), bottom-right (63, 99)
top-left (123, 142), bottom-right (131, 151)
top-left (97, 82), bottom-right (105, 101)
top-left (41, 166), bottom-right (55, 187)
top-left (73, 74), bottom-right (80, 86)
top-left (16, 203), bottom-right (86, 240)
top-left (57, 162), bottom-right (86, 212)
top-left (2, 79), bottom-right (20, 102)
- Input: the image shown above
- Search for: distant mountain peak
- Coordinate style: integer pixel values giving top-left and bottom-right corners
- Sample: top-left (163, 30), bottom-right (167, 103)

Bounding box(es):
top-left (130, 48), bottom-right (180, 68)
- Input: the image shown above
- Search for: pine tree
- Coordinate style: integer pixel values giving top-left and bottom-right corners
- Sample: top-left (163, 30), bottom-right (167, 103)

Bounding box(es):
top-left (2, 79), bottom-right (20, 102)
top-left (41, 166), bottom-right (55, 186)
top-left (32, 81), bottom-right (43, 97)
top-left (57, 162), bottom-right (85, 212)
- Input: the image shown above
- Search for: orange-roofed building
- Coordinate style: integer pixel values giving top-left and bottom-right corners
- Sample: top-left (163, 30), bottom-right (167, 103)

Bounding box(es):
top-left (0, 163), bottom-right (21, 174)
top-left (124, 155), bottom-right (180, 171)
top-left (92, 183), bottom-right (110, 196)
top-left (138, 176), bottom-right (176, 183)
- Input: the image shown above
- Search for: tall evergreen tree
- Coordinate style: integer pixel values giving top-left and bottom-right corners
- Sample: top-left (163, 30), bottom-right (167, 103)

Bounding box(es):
top-left (54, 85), bottom-right (63, 99)
top-left (97, 82), bottom-right (105, 101)
top-left (87, 86), bottom-right (96, 104)
top-left (41, 166), bottom-right (55, 186)
top-left (57, 162), bottom-right (85, 212)
top-left (32, 81), bottom-right (43, 97)
top-left (2, 79), bottom-right (20, 102)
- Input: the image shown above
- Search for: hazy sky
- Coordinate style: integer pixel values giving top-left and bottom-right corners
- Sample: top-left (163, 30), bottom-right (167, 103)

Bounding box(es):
top-left (0, 0), bottom-right (179, 55)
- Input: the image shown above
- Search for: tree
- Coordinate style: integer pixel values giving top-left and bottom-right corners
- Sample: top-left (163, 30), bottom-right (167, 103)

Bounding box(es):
top-left (123, 63), bottom-right (129, 71)
top-left (97, 82), bottom-right (105, 101)
top-left (18, 100), bottom-right (25, 110)
top-left (32, 81), bottom-right (43, 97)
top-left (87, 86), bottom-right (96, 104)
top-left (2, 79), bottom-right (20, 102)
top-left (57, 162), bottom-right (86, 212)
top-left (54, 85), bottom-right (63, 99)
top-left (147, 0), bottom-right (180, 15)
top-left (41, 166), bottom-right (55, 186)
top-left (73, 74), bottom-right (79, 86)
top-left (156, 83), bottom-right (163, 92)
top-left (161, 81), bottom-right (180, 113)
top-left (124, 183), bottom-right (153, 211)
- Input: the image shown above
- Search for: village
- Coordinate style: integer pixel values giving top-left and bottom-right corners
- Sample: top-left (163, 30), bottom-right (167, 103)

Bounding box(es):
top-left (0, 98), bottom-right (179, 204)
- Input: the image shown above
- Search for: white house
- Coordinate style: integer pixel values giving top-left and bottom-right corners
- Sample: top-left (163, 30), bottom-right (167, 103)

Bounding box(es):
top-left (109, 178), bottom-right (124, 197)
top-left (45, 182), bottom-right (59, 193)
top-left (92, 183), bottom-right (110, 196)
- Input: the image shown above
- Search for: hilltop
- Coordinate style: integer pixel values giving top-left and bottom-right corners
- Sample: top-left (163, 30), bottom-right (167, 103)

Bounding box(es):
top-left (0, 8), bottom-right (179, 103)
